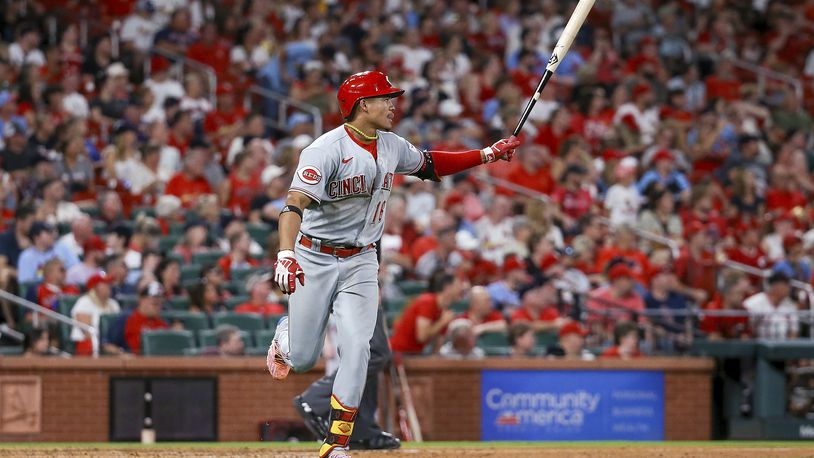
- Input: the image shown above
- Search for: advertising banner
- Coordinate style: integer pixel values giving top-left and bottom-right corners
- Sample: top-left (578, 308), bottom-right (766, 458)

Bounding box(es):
top-left (481, 370), bottom-right (664, 441)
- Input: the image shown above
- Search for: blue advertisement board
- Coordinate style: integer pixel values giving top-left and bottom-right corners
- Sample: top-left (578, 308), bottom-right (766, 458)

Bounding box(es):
top-left (481, 370), bottom-right (664, 441)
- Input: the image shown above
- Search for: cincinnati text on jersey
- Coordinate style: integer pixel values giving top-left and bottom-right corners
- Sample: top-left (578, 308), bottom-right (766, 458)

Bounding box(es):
top-left (328, 174), bottom-right (368, 199)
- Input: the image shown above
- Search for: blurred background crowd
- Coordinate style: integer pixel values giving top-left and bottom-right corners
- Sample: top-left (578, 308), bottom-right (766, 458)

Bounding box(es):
top-left (2, 0), bottom-right (814, 359)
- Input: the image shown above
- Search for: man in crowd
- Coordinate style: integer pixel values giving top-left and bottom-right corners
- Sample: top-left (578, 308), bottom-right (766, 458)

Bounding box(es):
top-left (17, 222), bottom-right (79, 283)
top-left (390, 270), bottom-right (466, 353)
top-left (125, 281), bottom-right (170, 355)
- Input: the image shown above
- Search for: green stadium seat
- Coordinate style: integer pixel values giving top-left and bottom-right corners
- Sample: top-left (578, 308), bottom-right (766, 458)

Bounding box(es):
top-left (117, 294), bottom-right (139, 309)
top-left (161, 311), bottom-right (210, 332)
top-left (82, 207), bottom-right (100, 218)
top-left (255, 329), bottom-right (276, 348)
top-left (131, 206), bottom-right (157, 218)
top-left (536, 331), bottom-right (558, 348)
top-left (483, 346), bottom-right (512, 357)
top-left (477, 331), bottom-right (509, 347)
top-left (167, 252), bottom-right (186, 266)
top-left (167, 296), bottom-right (192, 311)
top-left (224, 295), bottom-right (250, 310)
top-left (169, 222), bottom-right (185, 236)
top-left (198, 328), bottom-right (252, 348)
top-left (183, 347), bottom-right (202, 356)
top-left (450, 300), bottom-right (469, 313)
top-left (0, 345), bottom-right (23, 355)
top-left (231, 267), bottom-right (267, 283)
top-left (158, 235), bottom-right (181, 253)
top-left (265, 314), bottom-right (284, 330)
top-left (398, 280), bottom-right (427, 297)
top-left (212, 312), bottom-right (264, 332)
top-left (386, 310), bottom-right (401, 329)
top-left (192, 251), bottom-right (226, 268)
top-left (180, 263), bottom-right (203, 282)
top-left (244, 346), bottom-right (269, 356)
top-left (58, 295), bottom-right (81, 316)
top-left (18, 281), bottom-right (39, 299)
top-left (383, 297), bottom-right (408, 314)
top-left (57, 222), bottom-right (71, 235)
top-left (223, 280), bottom-right (244, 295)
top-left (141, 329), bottom-right (195, 356)
top-left (99, 312), bottom-right (125, 344)
top-left (246, 223), bottom-right (272, 245)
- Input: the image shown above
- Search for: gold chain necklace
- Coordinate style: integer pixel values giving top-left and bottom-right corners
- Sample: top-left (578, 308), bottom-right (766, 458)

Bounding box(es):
top-left (344, 123), bottom-right (378, 141)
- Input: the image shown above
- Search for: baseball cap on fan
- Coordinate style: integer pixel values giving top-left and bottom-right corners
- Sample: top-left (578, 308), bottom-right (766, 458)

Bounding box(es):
top-left (246, 272), bottom-right (272, 291)
top-left (140, 281), bottom-right (165, 297)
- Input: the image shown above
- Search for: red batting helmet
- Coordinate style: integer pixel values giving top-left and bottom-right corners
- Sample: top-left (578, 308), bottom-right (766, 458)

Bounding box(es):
top-left (337, 71), bottom-right (404, 119)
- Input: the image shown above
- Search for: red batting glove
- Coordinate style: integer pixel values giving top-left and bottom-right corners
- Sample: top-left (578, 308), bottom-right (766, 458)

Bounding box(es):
top-left (273, 250), bottom-right (305, 294)
top-left (482, 136), bottom-right (521, 163)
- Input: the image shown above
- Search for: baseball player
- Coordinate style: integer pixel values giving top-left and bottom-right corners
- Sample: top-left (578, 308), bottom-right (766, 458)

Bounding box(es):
top-left (267, 70), bottom-right (519, 458)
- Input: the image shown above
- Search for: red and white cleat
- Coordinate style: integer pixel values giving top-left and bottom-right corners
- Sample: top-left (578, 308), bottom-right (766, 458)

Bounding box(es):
top-left (266, 339), bottom-right (290, 380)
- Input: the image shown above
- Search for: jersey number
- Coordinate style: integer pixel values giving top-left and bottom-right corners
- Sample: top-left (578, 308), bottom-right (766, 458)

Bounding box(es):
top-left (371, 200), bottom-right (387, 225)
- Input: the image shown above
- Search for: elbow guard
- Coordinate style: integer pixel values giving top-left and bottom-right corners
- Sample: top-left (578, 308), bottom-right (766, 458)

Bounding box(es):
top-left (411, 149), bottom-right (440, 182)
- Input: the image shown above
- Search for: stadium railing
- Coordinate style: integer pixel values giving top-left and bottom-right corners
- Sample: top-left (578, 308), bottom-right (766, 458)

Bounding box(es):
top-left (146, 47), bottom-right (218, 105)
top-left (0, 288), bottom-right (100, 356)
top-left (471, 173), bottom-right (682, 258)
top-left (243, 84), bottom-right (323, 140)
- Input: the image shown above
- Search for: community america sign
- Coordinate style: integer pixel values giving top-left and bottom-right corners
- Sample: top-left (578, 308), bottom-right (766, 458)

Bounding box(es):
top-left (481, 370), bottom-right (664, 440)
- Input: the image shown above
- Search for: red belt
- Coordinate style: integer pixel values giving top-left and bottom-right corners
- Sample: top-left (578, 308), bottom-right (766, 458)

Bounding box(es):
top-left (299, 235), bottom-right (374, 258)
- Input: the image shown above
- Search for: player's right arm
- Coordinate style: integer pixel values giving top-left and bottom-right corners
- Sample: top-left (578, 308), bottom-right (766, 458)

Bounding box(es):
top-left (274, 145), bottom-right (334, 294)
top-left (278, 191), bottom-right (312, 251)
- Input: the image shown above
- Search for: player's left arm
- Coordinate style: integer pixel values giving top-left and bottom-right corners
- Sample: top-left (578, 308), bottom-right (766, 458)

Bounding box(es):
top-left (395, 136), bottom-right (521, 181)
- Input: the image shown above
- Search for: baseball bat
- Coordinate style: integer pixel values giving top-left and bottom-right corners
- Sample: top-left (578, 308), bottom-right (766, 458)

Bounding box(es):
top-left (394, 353), bottom-right (423, 442)
top-left (512, 0), bottom-right (596, 137)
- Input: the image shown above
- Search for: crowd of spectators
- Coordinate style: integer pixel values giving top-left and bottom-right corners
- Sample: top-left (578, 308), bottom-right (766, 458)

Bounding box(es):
top-left (2, 0), bottom-right (814, 358)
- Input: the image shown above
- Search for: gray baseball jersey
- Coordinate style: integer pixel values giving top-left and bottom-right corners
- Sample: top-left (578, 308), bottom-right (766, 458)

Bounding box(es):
top-left (289, 125), bottom-right (424, 246)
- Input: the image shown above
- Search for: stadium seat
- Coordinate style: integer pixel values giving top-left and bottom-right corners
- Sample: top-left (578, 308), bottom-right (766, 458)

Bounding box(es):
top-left (198, 328), bottom-right (252, 348)
top-left (231, 267), bottom-right (267, 283)
top-left (382, 297), bottom-right (408, 314)
top-left (483, 346), bottom-right (512, 357)
top-left (161, 311), bottom-right (210, 332)
top-left (536, 331), bottom-right (558, 348)
top-left (117, 294), bottom-right (139, 309)
top-left (167, 252), bottom-right (186, 266)
top-left (0, 345), bottom-right (23, 356)
top-left (169, 222), bottom-right (185, 236)
top-left (212, 312), bottom-right (264, 332)
top-left (99, 312), bottom-right (124, 344)
top-left (477, 331), bottom-right (509, 347)
top-left (192, 251), bottom-right (226, 268)
top-left (141, 329), bottom-right (195, 356)
top-left (255, 329), bottom-right (276, 348)
top-left (180, 263), bottom-right (203, 282)
top-left (167, 296), bottom-right (192, 311)
top-left (450, 300), bottom-right (469, 313)
top-left (398, 280), bottom-right (427, 297)
top-left (224, 295), bottom-right (250, 310)
top-left (244, 346), bottom-right (269, 356)
top-left (265, 314), bottom-right (284, 330)
top-left (246, 223), bottom-right (271, 245)
top-left (157, 236), bottom-right (181, 254)
top-left (131, 206), bottom-right (157, 218)
top-left (58, 295), bottom-right (81, 316)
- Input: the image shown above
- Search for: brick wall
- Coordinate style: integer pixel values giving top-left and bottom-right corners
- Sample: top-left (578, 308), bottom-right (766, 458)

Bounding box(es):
top-left (0, 357), bottom-right (712, 442)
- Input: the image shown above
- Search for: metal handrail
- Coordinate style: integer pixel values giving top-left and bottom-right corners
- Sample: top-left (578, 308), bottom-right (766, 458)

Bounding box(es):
top-left (731, 58), bottom-right (804, 102)
top-left (723, 259), bottom-right (814, 340)
top-left (470, 173), bottom-right (682, 258)
top-left (147, 48), bottom-right (218, 105)
top-left (0, 289), bottom-right (99, 356)
top-left (244, 85), bottom-right (323, 139)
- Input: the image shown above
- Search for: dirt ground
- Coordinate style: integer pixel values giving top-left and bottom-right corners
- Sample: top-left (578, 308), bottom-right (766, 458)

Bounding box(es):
top-left (3, 446), bottom-right (814, 458)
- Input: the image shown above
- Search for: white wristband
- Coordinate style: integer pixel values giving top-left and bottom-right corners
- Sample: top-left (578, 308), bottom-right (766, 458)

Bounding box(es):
top-left (278, 249), bottom-right (295, 259)
top-left (481, 147), bottom-right (496, 164)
